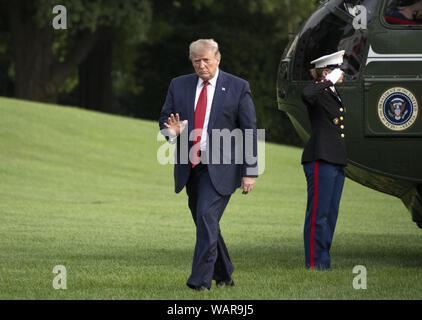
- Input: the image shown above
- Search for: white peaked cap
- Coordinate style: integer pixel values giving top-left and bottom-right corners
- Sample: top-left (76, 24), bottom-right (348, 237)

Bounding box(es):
top-left (311, 50), bottom-right (345, 69)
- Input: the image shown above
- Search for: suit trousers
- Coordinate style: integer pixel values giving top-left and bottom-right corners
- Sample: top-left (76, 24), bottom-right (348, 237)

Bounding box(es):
top-left (185, 163), bottom-right (234, 288)
top-left (303, 160), bottom-right (345, 270)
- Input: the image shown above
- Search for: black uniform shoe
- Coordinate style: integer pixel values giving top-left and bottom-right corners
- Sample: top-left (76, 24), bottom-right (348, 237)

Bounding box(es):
top-left (215, 279), bottom-right (235, 287)
top-left (187, 283), bottom-right (210, 291)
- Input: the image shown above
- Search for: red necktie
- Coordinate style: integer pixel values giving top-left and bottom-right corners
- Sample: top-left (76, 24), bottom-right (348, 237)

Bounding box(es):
top-left (192, 80), bottom-right (209, 167)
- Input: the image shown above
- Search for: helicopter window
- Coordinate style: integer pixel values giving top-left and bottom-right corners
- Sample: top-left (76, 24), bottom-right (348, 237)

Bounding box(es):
top-left (384, 0), bottom-right (422, 25)
top-left (292, 0), bottom-right (376, 81)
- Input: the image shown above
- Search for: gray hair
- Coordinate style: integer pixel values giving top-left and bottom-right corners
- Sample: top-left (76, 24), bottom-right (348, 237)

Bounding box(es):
top-left (189, 39), bottom-right (221, 61)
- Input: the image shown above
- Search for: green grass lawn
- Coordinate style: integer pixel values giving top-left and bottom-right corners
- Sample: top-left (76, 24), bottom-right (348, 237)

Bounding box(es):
top-left (0, 97), bottom-right (421, 300)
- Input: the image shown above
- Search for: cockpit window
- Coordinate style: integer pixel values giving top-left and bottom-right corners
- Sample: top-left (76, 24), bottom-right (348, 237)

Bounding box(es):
top-left (292, 0), bottom-right (376, 81)
top-left (384, 0), bottom-right (422, 25)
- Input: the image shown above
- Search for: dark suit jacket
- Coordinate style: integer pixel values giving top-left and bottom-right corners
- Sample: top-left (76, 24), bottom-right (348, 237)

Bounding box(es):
top-left (301, 80), bottom-right (347, 166)
top-left (159, 70), bottom-right (258, 196)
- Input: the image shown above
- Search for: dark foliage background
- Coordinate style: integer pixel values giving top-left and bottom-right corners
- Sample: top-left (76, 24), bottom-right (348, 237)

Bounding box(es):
top-left (0, 0), bottom-right (317, 146)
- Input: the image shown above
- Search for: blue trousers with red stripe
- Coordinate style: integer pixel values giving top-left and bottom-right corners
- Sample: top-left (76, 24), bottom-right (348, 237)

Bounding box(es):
top-left (303, 160), bottom-right (345, 270)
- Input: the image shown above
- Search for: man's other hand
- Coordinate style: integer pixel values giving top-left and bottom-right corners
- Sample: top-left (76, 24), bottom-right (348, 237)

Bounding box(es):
top-left (241, 177), bottom-right (255, 195)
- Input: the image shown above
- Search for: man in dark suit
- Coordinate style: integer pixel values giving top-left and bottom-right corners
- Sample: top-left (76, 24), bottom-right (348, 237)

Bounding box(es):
top-left (301, 50), bottom-right (347, 270)
top-left (159, 39), bottom-right (258, 290)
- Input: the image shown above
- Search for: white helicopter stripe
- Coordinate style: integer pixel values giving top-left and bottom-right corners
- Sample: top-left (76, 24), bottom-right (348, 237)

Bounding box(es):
top-left (366, 45), bottom-right (422, 65)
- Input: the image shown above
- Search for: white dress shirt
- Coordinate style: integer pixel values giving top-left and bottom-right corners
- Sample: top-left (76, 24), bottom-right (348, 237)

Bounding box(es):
top-left (194, 68), bottom-right (219, 151)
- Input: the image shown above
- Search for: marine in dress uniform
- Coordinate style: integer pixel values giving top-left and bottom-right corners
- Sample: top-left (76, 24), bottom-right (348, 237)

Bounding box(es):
top-left (301, 50), bottom-right (347, 270)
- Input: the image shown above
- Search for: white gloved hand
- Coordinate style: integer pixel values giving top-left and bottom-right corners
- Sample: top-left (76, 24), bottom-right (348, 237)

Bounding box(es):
top-left (325, 68), bottom-right (343, 85)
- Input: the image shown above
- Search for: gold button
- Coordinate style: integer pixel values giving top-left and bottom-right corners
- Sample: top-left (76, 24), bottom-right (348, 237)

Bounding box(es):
top-left (341, 134), bottom-right (345, 138)
top-left (340, 116), bottom-right (344, 121)
top-left (333, 118), bottom-right (339, 125)
top-left (340, 108), bottom-right (344, 112)
top-left (341, 125), bottom-right (344, 129)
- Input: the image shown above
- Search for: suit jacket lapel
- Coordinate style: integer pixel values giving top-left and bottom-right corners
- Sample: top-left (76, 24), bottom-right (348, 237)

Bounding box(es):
top-left (186, 74), bottom-right (198, 136)
top-left (207, 71), bottom-right (228, 135)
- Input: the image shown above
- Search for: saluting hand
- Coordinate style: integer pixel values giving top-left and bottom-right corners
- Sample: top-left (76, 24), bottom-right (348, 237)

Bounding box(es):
top-left (326, 68), bottom-right (344, 85)
top-left (163, 113), bottom-right (188, 138)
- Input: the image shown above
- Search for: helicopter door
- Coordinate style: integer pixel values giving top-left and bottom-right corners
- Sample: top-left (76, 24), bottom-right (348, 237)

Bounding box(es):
top-left (363, 0), bottom-right (422, 137)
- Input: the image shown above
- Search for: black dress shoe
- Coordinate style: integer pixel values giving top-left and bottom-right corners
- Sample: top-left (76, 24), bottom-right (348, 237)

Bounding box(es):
top-left (187, 283), bottom-right (210, 291)
top-left (216, 279), bottom-right (235, 287)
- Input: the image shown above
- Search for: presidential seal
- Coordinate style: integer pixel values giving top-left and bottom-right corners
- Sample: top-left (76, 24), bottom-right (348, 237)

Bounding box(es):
top-left (377, 87), bottom-right (418, 131)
